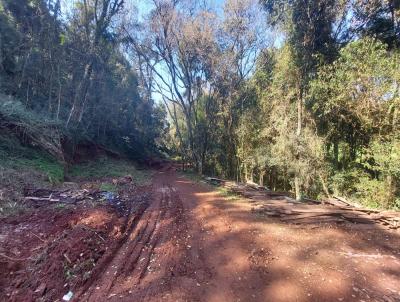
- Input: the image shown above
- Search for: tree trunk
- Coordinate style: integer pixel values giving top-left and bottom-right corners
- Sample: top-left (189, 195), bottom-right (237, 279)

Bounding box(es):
top-left (333, 140), bottom-right (339, 168)
top-left (259, 170), bottom-right (265, 186)
top-left (66, 57), bottom-right (94, 128)
top-left (294, 176), bottom-right (301, 201)
top-left (319, 173), bottom-right (330, 200)
top-left (56, 65), bottom-right (62, 120)
top-left (295, 94), bottom-right (303, 201)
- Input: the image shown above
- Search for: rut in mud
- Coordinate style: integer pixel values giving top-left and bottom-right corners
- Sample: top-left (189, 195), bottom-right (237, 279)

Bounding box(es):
top-left (78, 180), bottom-right (190, 301)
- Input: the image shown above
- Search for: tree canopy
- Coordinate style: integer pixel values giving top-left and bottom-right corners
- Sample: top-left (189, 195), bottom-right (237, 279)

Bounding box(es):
top-left (1, 0), bottom-right (399, 208)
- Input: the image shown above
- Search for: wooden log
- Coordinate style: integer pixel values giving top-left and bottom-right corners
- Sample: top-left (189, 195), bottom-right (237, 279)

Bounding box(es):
top-left (25, 196), bottom-right (60, 202)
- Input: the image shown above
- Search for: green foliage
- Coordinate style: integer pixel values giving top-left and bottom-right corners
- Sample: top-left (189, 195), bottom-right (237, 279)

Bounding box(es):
top-left (368, 139), bottom-right (400, 179)
top-left (217, 187), bottom-right (240, 202)
top-left (15, 155), bottom-right (64, 184)
top-left (69, 157), bottom-right (150, 185)
top-left (330, 168), bottom-right (364, 197)
top-left (99, 182), bottom-right (118, 192)
top-left (0, 95), bottom-right (64, 160)
top-left (0, 0), bottom-right (166, 160)
top-left (311, 38), bottom-right (399, 140)
top-left (1, 0), bottom-right (399, 211)
top-left (354, 177), bottom-right (391, 209)
top-left (0, 201), bottom-right (26, 217)
top-left (0, 132), bottom-right (64, 183)
top-left (310, 37), bottom-right (400, 208)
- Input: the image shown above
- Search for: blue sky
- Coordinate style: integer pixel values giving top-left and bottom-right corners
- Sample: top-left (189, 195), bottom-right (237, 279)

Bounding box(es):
top-left (60, 0), bottom-right (284, 104)
top-left (135, 0), bottom-right (225, 19)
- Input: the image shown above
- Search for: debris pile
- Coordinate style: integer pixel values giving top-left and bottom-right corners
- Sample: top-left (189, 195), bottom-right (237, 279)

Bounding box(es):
top-left (204, 177), bottom-right (400, 230)
top-left (24, 188), bottom-right (94, 204)
top-left (22, 175), bottom-right (135, 214)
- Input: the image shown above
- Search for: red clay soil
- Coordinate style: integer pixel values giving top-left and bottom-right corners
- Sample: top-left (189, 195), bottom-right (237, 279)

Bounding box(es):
top-left (1, 166), bottom-right (400, 302)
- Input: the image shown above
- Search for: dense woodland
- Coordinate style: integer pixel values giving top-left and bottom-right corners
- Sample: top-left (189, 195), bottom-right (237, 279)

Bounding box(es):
top-left (0, 0), bottom-right (399, 209)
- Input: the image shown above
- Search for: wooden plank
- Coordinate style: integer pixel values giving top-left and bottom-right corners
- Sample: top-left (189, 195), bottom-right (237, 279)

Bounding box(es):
top-left (280, 213), bottom-right (334, 220)
top-left (287, 217), bottom-right (346, 224)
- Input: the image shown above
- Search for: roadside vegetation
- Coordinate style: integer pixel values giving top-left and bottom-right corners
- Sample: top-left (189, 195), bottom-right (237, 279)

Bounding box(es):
top-left (141, 0), bottom-right (400, 210)
top-left (69, 157), bottom-right (151, 185)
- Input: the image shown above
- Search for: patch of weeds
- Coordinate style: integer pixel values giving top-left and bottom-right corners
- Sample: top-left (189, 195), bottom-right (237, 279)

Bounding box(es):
top-left (180, 171), bottom-right (240, 202)
top-left (0, 201), bottom-right (26, 217)
top-left (217, 187), bottom-right (240, 201)
top-left (0, 133), bottom-right (64, 183)
top-left (69, 157), bottom-right (151, 185)
top-left (14, 156), bottom-right (64, 183)
top-left (99, 182), bottom-right (117, 192)
top-left (180, 171), bottom-right (204, 183)
top-left (63, 263), bottom-right (76, 281)
top-left (54, 202), bottom-right (67, 209)
top-left (64, 257), bottom-right (95, 283)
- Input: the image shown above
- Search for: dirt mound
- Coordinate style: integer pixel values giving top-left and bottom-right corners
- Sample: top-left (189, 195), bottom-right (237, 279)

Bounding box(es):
top-left (0, 205), bottom-right (123, 301)
top-left (0, 177), bottom-right (145, 302)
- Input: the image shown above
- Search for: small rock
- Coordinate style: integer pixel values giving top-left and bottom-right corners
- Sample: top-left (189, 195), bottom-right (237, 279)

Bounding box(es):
top-left (62, 291), bottom-right (73, 301)
top-left (35, 283), bottom-right (46, 296)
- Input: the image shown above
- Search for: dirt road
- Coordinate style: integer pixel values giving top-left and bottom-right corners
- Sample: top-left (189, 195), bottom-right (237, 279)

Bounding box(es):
top-left (75, 167), bottom-right (400, 302)
top-left (2, 166), bottom-right (400, 302)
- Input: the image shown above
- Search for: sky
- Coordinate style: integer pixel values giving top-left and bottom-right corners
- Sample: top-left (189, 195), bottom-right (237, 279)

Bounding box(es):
top-left (59, 0), bottom-right (284, 104)
top-left (61, 0), bottom-right (225, 20)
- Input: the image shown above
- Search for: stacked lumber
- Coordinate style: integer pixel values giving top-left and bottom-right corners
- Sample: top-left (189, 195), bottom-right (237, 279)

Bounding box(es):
top-left (253, 202), bottom-right (400, 229)
top-left (204, 177), bottom-right (400, 230)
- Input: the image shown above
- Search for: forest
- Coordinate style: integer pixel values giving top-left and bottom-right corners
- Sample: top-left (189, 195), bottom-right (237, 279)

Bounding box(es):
top-left (1, 0), bottom-right (399, 209)
top-left (2, 1), bottom-right (400, 302)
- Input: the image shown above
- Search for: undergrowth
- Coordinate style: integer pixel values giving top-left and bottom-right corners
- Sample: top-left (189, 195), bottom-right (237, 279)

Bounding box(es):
top-left (0, 133), bottom-right (64, 183)
top-left (99, 183), bottom-right (118, 192)
top-left (69, 157), bottom-right (151, 185)
top-left (181, 171), bottom-right (240, 201)
top-left (216, 187), bottom-right (240, 201)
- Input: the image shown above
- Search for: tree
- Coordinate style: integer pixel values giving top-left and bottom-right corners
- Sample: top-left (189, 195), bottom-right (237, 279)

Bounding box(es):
top-left (311, 37), bottom-right (400, 207)
top-left (65, 0), bottom-right (125, 127)
top-left (0, 0), bottom-right (166, 160)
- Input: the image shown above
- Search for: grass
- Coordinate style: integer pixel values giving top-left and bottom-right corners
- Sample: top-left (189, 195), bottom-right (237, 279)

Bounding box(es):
top-left (216, 187), bottom-right (240, 201)
top-left (99, 182), bottom-right (118, 192)
top-left (0, 201), bottom-right (26, 216)
top-left (1, 133), bottom-right (151, 187)
top-left (181, 170), bottom-right (240, 201)
top-left (179, 170), bottom-right (204, 183)
top-left (69, 157), bottom-right (151, 185)
top-left (13, 155), bottom-right (64, 183)
top-left (0, 133), bottom-right (64, 183)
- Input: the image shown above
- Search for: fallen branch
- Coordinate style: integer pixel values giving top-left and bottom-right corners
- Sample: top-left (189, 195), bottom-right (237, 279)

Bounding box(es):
top-left (25, 196), bottom-right (60, 202)
top-left (30, 232), bottom-right (46, 242)
top-left (0, 253), bottom-right (31, 262)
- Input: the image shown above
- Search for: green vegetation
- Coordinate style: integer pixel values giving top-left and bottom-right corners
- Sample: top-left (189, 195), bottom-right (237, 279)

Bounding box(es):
top-left (216, 187), bottom-right (240, 202)
top-left (179, 171), bottom-right (204, 184)
top-left (147, 0), bottom-right (399, 210)
top-left (181, 171), bottom-right (239, 201)
top-left (99, 183), bottom-right (118, 193)
top-left (69, 157), bottom-right (151, 185)
top-left (0, 0), bottom-right (399, 210)
top-left (0, 133), bottom-right (64, 183)
top-left (0, 201), bottom-right (26, 216)
top-left (0, 0), bottom-right (166, 162)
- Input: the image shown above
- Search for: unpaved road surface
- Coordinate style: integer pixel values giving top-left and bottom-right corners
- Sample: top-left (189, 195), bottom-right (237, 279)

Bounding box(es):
top-left (78, 167), bottom-right (400, 302)
top-left (2, 165), bottom-right (400, 301)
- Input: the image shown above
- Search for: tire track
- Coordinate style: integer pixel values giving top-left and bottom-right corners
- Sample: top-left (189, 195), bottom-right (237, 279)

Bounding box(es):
top-left (75, 192), bottom-right (148, 297)
top-left (78, 183), bottom-right (175, 301)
